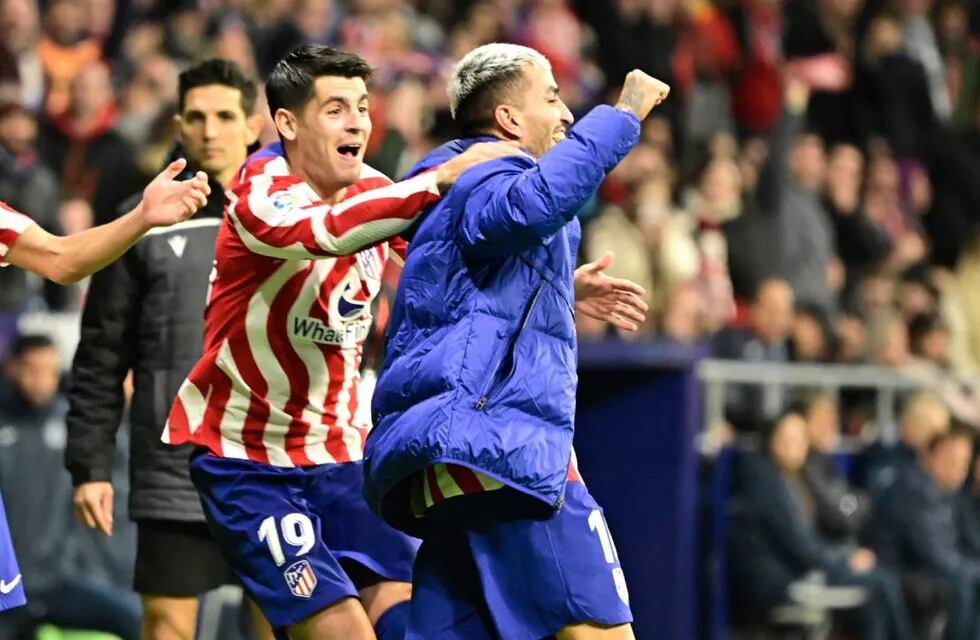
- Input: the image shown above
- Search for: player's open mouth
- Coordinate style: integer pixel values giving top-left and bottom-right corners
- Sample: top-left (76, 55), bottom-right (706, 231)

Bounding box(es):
top-left (337, 144), bottom-right (362, 158)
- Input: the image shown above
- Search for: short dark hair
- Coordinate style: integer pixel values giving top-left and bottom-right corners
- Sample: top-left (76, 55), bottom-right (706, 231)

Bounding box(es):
top-left (10, 334), bottom-right (55, 359)
top-left (178, 58), bottom-right (257, 115)
top-left (454, 70), bottom-right (527, 137)
top-left (265, 44), bottom-right (373, 116)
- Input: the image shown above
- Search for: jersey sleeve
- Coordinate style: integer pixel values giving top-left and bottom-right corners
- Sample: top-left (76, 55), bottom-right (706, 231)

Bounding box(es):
top-left (227, 164), bottom-right (440, 260)
top-left (0, 202), bottom-right (37, 267)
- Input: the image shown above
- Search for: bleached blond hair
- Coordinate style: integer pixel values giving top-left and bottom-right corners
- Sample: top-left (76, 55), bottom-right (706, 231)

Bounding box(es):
top-left (447, 43), bottom-right (551, 119)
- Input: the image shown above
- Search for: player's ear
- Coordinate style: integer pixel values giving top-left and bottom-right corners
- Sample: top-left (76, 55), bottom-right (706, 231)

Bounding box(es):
top-left (274, 108), bottom-right (299, 142)
top-left (492, 104), bottom-right (521, 140)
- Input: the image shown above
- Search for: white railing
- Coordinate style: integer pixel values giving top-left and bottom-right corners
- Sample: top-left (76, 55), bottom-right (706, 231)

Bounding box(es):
top-left (697, 360), bottom-right (922, 449)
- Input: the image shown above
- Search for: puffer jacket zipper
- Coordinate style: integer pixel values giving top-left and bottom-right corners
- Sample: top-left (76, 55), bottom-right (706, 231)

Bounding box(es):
top-left (475, 283), bottom-right (544, 410)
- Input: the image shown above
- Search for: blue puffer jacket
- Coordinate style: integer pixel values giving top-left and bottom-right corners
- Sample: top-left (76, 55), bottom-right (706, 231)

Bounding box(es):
top-left (364, 105), bottom-right (640, 531)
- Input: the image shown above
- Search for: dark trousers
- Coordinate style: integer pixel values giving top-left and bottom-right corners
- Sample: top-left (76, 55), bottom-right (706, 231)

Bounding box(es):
top-left (829, 566), bottom-right (914, 640)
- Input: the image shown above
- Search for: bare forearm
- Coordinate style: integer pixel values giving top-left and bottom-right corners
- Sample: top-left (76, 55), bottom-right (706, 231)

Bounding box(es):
top-left (56, 204), bottom-right (150, 279)
top-left (10, 205), bottom-right (150, 284)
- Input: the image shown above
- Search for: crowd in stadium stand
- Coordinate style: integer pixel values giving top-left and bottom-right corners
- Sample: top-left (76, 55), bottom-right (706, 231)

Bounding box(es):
top-left (1, 0), bottom-right (980, 637)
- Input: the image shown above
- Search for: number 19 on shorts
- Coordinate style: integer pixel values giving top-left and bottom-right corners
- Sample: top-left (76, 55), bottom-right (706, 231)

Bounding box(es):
top-left (258, 513), bottom-right (316, 567)
top-left (588, 509), bottom-right (630, 605)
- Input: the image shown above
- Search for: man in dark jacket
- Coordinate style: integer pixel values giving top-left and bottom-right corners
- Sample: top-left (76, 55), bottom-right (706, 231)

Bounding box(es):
top-left (861, 391), bottom-right (950, 499)
top-left (365, 44), bottom-right (665, 640)
top-left (874, 426), bottom-right (980, 640)
top-left (0, 335), bottom-right (140, 640)
top-left (65, 59), bottom-right (264, 640)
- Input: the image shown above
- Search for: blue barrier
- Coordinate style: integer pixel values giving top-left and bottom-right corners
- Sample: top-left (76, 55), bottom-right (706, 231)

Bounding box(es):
top-left (575, 341), bottom-right (705, 640)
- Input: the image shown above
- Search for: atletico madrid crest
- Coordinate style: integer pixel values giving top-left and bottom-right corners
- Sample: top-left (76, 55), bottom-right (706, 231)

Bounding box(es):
top-left (284, 559), bottom-right (317, 598)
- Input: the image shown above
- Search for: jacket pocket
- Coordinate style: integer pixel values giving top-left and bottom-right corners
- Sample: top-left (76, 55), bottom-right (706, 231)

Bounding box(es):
top-left (475, 283), bottom-right (544, 410)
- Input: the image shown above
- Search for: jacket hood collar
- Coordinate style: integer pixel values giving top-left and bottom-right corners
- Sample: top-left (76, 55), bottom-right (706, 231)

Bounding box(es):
top-left (404, 136), bottom-right (500, 179)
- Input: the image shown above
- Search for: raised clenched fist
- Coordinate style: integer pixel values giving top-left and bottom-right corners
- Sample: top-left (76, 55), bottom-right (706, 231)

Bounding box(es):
top-left (615, 70), bottom-right (671, 121)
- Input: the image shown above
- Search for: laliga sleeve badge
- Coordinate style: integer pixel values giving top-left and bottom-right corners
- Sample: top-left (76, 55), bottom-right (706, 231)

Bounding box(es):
top-left (271, 191), bottom-right (300, 211)
top-left (284, 559), bottom-right (317, 598)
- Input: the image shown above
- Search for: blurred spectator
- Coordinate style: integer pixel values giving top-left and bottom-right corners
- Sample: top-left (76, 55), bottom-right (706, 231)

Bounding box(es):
top-left (572, 0), bottom-right (679, 125)
top-left (902, 312), bottom-right (980, 427)
top-left (677, 152), bottom-right (738, 330)
top-left (790, 303), bottom-right (834, 362)
top-left (728, 0), bottom-right (784, 135)
top-left (365, 76), bottom-right (438, 180)
top-left (0, 334), bottom-right (138, 640)
top-left (723, 80), bottom-right (837, 310)
top-left (835, 310), bottom-right (869, 363)
top-left (942, 231), bottom-right (980, 376)
top-left (0, 0), bottom-right (44, 112)
top-left (822, 143), bottom-right (892, 304)
top-left (727, 410), bottom-right (912, 638)
top-left (861, 148), bottom-right (928, 276)
top-left (899, 0), bottom-right (951, 123)
top-left (581, 194), bottom-right (657, 338)
top-left (0, 101), bottom-right (61, 313)
top-left (861, 390), bottom-right (950, 498)
top-left (37, 61), bottom-right (140, 226)
top-left (661, 283), bottom-right (707, 344)
top-left (116, 54), bottom-right (179, 147)
top-left (858, 13), bottom-right (937, 159)
top-left (714, 278), bottom-right (794, 430)
top-left (867, 310), bottom-right (911, 368)
top-left (802, 394), bottom-right (872, 543)
top-left (873, 426), bottom-right (980, 640)
top-left (35, 0), bottom-right (101, 118)
top-left (673, 0), bottom-right (740, 146)
top-left (781, 125), bottom-right (839, 312)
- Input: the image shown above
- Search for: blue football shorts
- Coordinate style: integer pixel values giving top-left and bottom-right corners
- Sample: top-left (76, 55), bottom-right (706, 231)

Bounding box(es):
top-left (189, 450), bottom-right (419, 634)
top-left (407, 479), bottom-right (633, 639)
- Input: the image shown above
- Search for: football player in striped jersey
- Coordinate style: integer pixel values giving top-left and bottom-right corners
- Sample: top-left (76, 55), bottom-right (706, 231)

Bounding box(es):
top-left (165, 44), bottom-right (517, 640)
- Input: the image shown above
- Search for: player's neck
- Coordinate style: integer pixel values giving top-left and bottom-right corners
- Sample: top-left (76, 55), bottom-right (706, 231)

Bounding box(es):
top-left (287, 159), bottom-right (346, 204)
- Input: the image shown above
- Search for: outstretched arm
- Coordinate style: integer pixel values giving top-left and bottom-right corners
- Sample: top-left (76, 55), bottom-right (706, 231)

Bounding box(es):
top-left (229, 142), bottom-right (520, 260)
top-left (5, 159), bottom-right (210, 284)
top-left (458, 71), bottom-right (669, 259)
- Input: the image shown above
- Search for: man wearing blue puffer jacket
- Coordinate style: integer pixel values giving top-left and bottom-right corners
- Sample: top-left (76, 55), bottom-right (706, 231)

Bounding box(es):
top-left (364, 43), bottom-right (669, 640)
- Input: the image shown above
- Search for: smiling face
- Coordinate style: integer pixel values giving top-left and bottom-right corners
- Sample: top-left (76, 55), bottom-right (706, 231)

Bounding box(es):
top-left (507, 63), bottom-right (573, 158)
top-left (275, 75), bottom-right (371, 198)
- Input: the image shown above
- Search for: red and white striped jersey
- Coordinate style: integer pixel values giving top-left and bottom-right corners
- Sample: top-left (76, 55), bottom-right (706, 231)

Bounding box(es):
top-left (0, 202), bottom-right (35, 267)
top-left (164, 144), bottom-right (439, 467)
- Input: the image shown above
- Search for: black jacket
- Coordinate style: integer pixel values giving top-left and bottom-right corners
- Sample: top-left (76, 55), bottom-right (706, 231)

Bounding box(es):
top-left (873, 464), bottom-right (980, 583)
top-left (802, 450), bottom-right (872, 543)
top-left (65, 164), bottom-right (224, 522)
